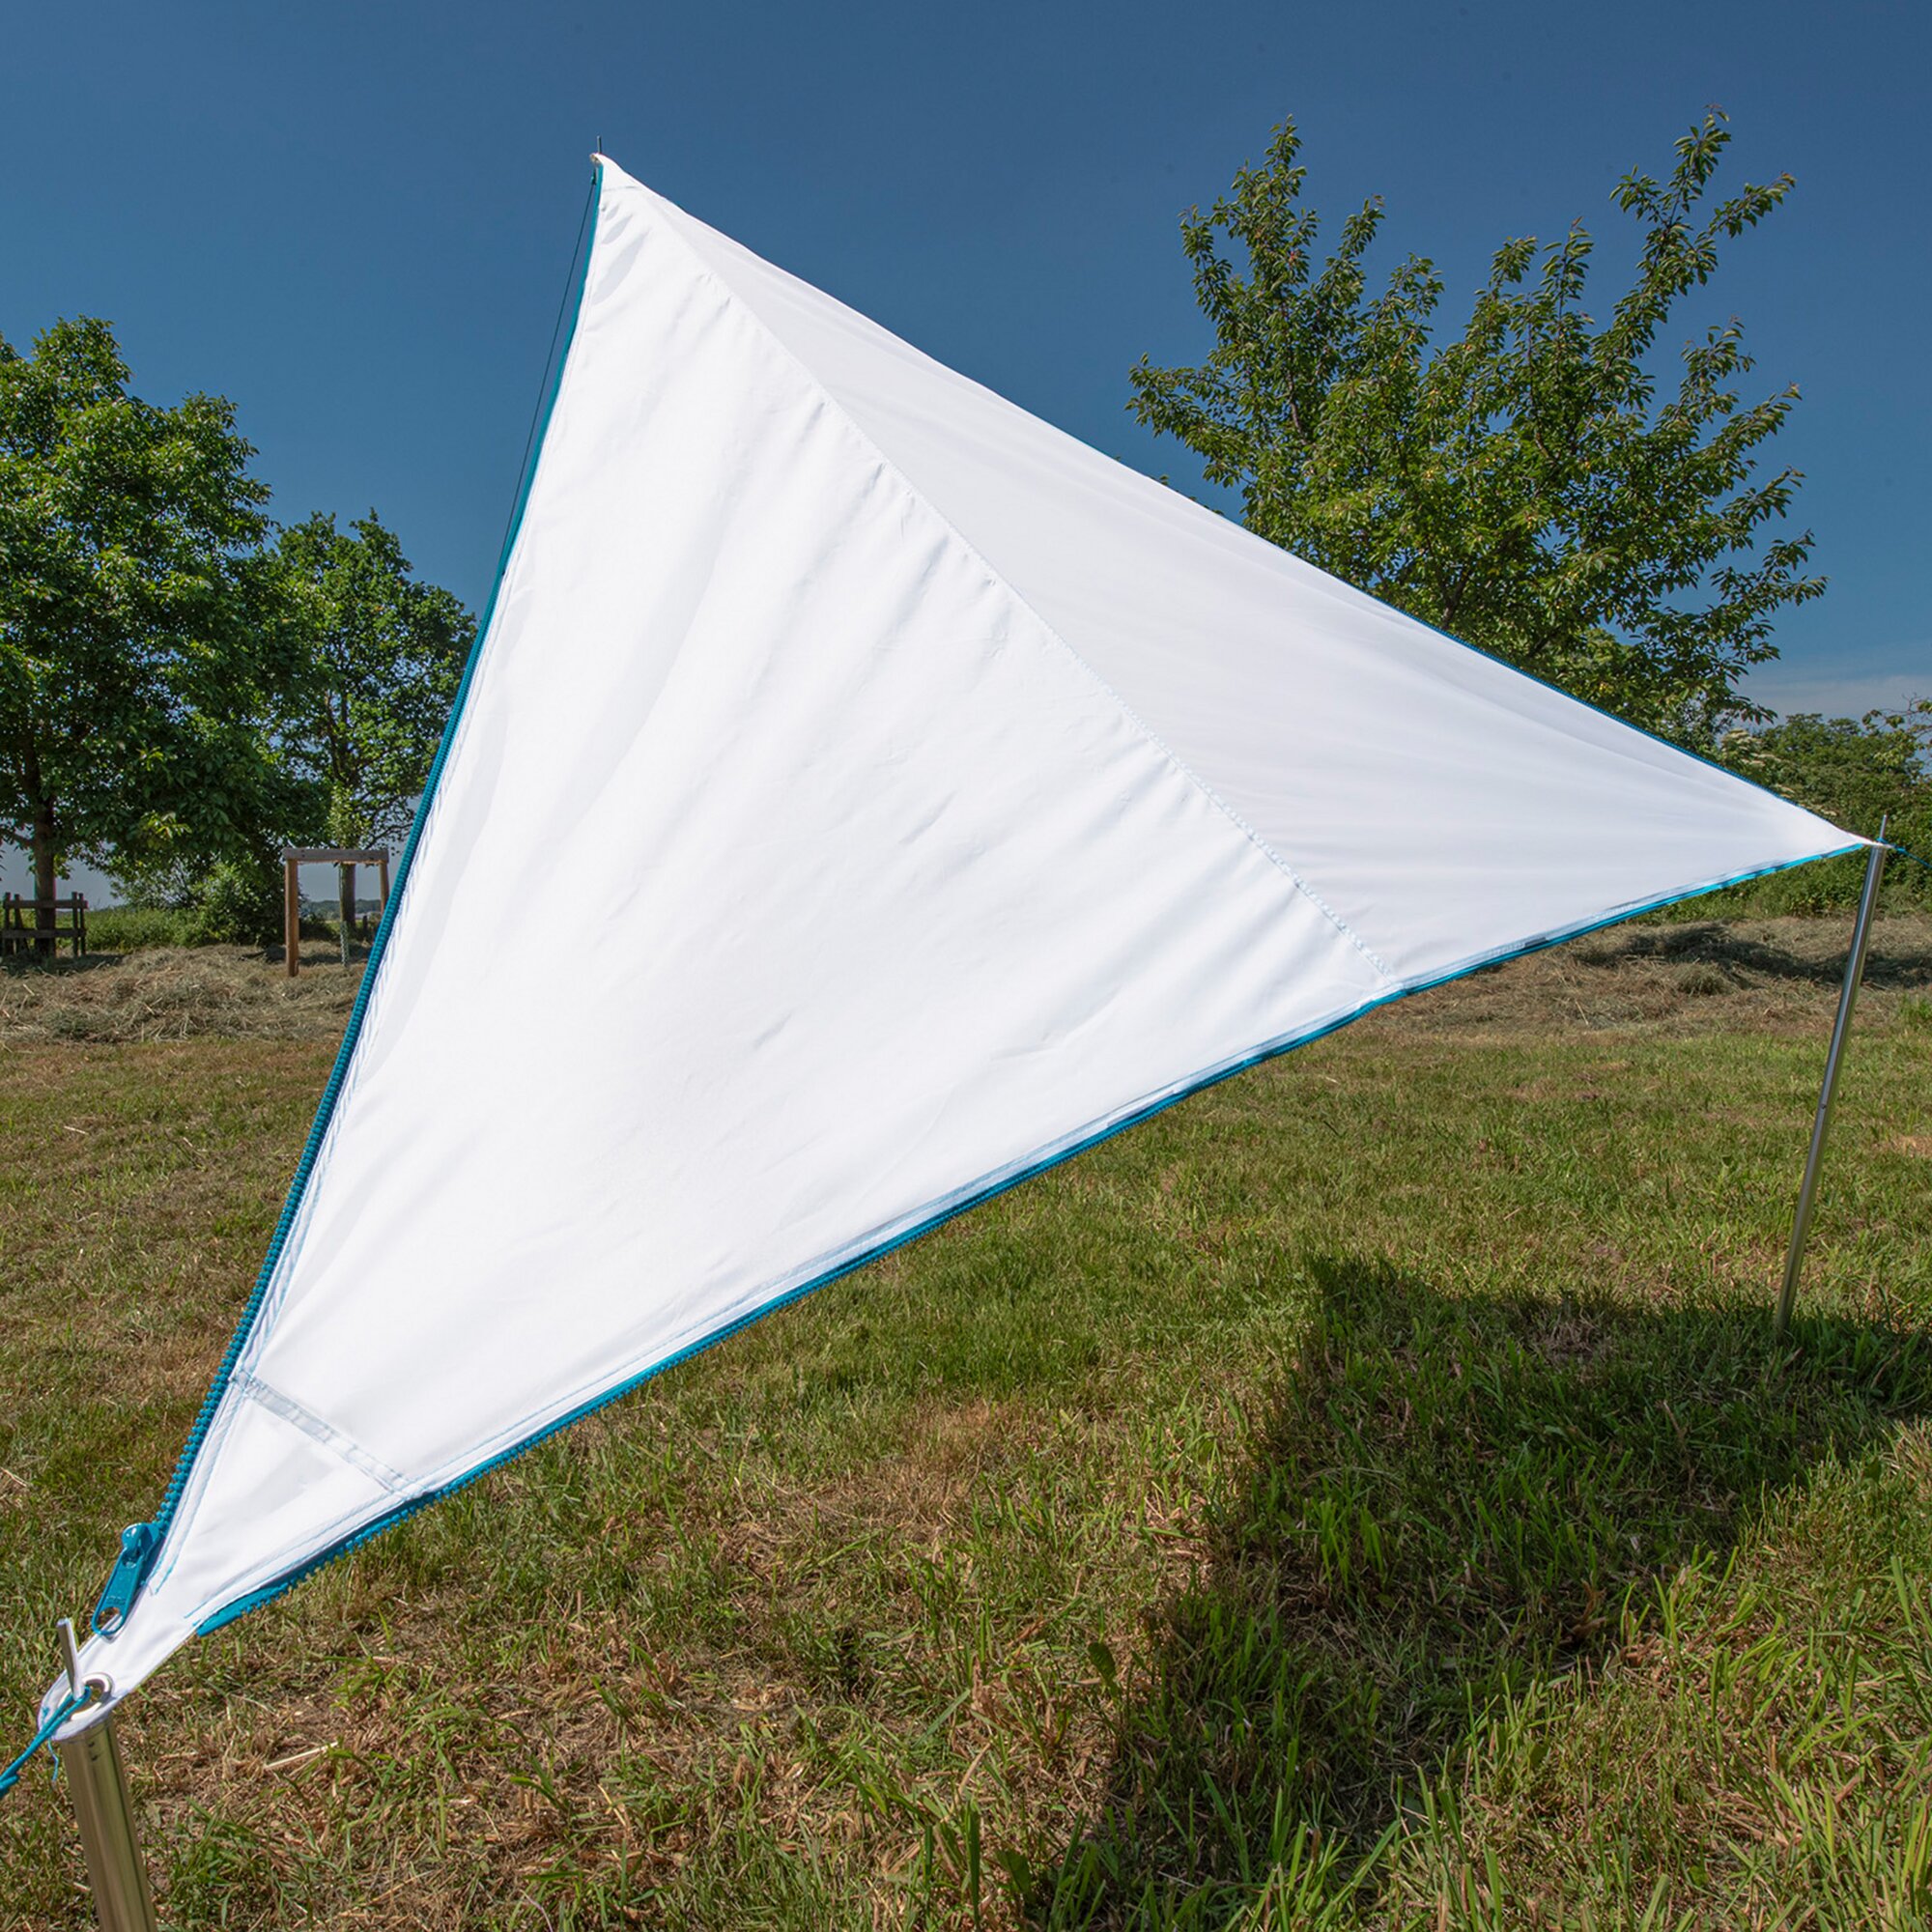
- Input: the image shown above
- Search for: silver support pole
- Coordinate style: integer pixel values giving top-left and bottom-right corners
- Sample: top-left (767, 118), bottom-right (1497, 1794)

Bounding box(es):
top-left (51, 1621), bottom-right (157, 1932)
top-left (1776, 829), bottom-right (1889, 1339)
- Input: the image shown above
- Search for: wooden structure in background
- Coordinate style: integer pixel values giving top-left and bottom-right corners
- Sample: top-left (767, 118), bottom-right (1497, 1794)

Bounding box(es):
top-left (1, 893), bottom-right (87, 960)
top-left (283, 847), bottom-right (390, 979)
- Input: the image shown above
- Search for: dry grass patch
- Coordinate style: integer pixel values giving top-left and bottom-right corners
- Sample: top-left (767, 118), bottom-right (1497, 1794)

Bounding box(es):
top-left (1375, 914), bottom-right (1932, 1040)
top-left (0, 946), bottom-right (365, 1043)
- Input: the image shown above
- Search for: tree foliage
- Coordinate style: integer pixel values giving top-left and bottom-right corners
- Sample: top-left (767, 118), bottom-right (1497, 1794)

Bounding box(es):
top-left (1723, 702), bottom-right (1931, 840)
top-left (1718, 700), bottom-right (1932, 910)
top-left (1131, 113), bottom-right (1822, 741)
top-left (0, 317), bottom-right (288, 928)
top-left (270, 510), bottom-right (473, 850)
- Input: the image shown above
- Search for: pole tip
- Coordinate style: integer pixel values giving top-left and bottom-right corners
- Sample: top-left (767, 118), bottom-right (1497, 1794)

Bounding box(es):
top-left (57, 1618), bottom-right (82, 1695)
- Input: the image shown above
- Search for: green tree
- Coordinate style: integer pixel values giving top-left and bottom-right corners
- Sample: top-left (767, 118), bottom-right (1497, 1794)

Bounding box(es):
top-left (1131, 113), bottom-right (1822, 741)
top-left (1718, 700), bottom-right (1932, 911)
top-left (0, 318), bottom-right (286, 945)
top-left (271, 510), bottom-right (473, 855)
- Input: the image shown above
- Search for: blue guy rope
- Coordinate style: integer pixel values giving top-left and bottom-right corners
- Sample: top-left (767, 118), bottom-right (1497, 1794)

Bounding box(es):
top-left (0, 1686), bottom-right (96, 1803)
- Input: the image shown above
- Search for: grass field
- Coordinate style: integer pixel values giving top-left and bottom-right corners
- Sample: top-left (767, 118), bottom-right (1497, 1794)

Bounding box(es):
top-left (2, 919), bottom-right (1930, 1929)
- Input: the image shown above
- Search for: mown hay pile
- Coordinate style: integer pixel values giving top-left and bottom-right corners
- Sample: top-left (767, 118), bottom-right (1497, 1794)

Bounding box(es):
top-left (0, 946), bottom-right (364, 1043)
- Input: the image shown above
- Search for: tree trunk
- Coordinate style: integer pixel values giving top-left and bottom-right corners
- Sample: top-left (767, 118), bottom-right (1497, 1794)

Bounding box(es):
top-left (32, 797), bottom-right (57, 960)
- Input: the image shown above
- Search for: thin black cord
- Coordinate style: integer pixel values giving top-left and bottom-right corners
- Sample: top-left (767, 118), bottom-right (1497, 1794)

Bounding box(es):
top-left (498, 169), bottom-right (597, 564)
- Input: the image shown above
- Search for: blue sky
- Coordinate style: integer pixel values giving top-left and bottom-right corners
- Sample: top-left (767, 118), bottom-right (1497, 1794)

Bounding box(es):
top-left (3, 0), bottom-right (1924, 899)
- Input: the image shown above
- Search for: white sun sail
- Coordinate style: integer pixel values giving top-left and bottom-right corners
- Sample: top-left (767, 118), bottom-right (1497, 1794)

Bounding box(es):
top-left (50, 156), bottom-right (1859, 1728)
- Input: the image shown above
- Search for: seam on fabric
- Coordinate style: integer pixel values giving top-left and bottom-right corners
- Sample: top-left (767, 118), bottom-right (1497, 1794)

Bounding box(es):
top-left (623, 180), bottom-right (1400, 989)
top-left (939, 357), bottom-right (1857, 855)
top-left (234, 1374), bottom-right (412, 1495)
top-left (179, 838), bottom-right (1848, 1644)
top-left (95, 164), bottom-right (609, 1637)
top-left (626, 176), bottom-right (1863, 914)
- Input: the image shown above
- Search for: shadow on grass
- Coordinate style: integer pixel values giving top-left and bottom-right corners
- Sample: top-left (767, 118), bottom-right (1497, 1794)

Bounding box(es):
top-left (1605, 919), bottom-right (1932, 990)
top-left (1030, 1259), bottom-right (1932, 1927)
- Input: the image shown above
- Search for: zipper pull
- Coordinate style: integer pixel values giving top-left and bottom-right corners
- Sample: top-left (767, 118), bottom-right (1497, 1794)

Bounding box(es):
top-left (92, 1522), bottom-right (157, 1634)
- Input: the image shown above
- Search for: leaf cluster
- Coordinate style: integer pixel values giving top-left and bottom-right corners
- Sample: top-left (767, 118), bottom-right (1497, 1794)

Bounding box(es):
top-left (1721, 700), bottom-right (1930, 835)
top-left (1715, 699), bottom-right (1932, 909)
top-left (0, 317), bottom-right (291, 878)
top-left (270, 511), bottom-right (474, 851)
top-left (1131, 113), bottom-right (1822, 741)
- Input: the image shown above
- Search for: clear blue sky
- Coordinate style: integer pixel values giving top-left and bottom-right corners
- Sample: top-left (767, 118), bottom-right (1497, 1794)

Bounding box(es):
top-left (3, 0), bottom-right (1924, 899)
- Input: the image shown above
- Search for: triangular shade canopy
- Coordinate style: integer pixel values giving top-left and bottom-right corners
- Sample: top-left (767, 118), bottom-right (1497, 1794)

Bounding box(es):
top-left (56, 156), bottom-right (1858, 1722)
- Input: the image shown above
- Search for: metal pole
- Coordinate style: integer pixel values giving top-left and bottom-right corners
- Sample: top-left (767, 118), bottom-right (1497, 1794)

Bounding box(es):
top-left (49, 1618), bottom-right (157, 1931)
top-left (1775, 827), bottom-right (1889, 1339)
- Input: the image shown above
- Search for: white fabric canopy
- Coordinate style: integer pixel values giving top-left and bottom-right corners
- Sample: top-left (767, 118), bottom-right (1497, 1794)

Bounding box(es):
top-left (54, 156), bottom-right (1858, 1725)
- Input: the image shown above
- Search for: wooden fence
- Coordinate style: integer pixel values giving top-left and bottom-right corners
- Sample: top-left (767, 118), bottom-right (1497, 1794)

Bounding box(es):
top-left (1, 894), bottom-right (87, 960)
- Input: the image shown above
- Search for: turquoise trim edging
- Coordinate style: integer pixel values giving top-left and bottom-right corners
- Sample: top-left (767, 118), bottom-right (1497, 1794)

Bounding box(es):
top-left (92, 162), bottom-right (608, 1637)
top-left (193, 837), bottom-right (1855, 1638)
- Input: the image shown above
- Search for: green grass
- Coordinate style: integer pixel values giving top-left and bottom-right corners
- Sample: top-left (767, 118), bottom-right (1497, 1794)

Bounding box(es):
top-left (1659, 846), bottom-right (1931, 922)
top-left (78, 906), bottom-right (365, 957)
top-left (1, 919), bottom-right (1929, 1928)
top-left (84, 905), bottom-right (202, 952)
